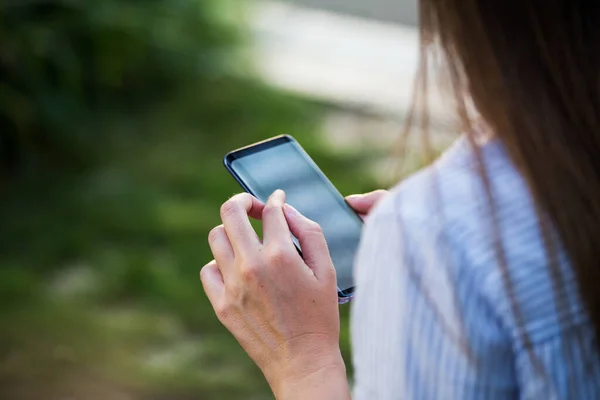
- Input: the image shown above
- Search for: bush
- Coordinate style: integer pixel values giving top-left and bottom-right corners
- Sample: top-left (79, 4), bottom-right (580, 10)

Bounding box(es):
top-left (0, 0), bottom-right (237, 176)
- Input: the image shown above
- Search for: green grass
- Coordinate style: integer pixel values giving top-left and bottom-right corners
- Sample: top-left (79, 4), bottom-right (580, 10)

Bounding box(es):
top-left (0, 78), bottom-right (382, 399)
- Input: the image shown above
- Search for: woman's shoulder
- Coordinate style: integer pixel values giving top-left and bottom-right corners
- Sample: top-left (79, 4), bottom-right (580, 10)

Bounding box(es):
top-left (365, 137), bottom-right (544, 310)
top-left (371, 136), bottom-right (528, 234)
top-left (367, 137), bottom-right (586, 345)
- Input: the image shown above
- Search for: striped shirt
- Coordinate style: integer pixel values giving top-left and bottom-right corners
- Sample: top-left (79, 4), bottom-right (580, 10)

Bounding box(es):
top-left (351, 137), bottom-right (600, 399)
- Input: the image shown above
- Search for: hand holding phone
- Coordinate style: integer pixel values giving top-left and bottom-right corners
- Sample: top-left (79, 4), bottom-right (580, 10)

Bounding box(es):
top-left (201, 190), bottom-right (347, 398)
top-left (201, 137), bottom-right (387, 397)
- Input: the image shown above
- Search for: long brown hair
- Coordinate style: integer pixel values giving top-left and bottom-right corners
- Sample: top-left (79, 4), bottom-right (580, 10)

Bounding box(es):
top-left (416, 0), bottom-right (600, 369)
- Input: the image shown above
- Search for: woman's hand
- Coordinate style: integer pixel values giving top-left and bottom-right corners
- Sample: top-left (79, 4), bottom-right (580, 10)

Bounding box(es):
top-left (200, 190), bottom-right (348, 398)
top-left (346, 190), bottom-right (389, 219)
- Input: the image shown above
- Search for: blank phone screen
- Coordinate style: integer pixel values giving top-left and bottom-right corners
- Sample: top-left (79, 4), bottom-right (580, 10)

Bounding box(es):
top-left (229, 140), bottom-right (362, 292)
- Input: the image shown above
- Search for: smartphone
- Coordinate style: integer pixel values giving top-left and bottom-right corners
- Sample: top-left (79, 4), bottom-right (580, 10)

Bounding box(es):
top-left (224, 135), bottom-right (362, 302)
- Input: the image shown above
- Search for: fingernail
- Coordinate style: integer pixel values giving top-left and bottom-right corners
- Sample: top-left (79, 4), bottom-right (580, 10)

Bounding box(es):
top-left (346, 194), bottom-right (361, 200)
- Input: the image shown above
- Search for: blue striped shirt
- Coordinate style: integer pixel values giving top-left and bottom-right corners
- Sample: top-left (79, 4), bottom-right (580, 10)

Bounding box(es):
top-left (351, 137), bottom-right (600, 399)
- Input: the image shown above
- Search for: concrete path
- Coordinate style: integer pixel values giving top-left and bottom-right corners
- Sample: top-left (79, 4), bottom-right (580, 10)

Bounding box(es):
top-left (250, 1), bottom-right (451, 122)
top-left (279, 0), bottom-right (419, 26)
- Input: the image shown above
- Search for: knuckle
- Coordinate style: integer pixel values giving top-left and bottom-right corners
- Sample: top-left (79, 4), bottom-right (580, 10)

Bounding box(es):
top-left (234, 192), bottom-right (252, 201)
top-left (215, 301), bottom-right (232, 320)
top-left (199, 262), bottom-right (211, 280)
top-left (240, 254), bottom-right (262, 271)
top-left (221, 193), bottom-right (253, 219)
top-left (265, 244), bottom-right (292, 264)
top-left (241, 263), bottom-right (259, 282)
top-left (208, 225), bottom-right (225, 244)
top-left (220, 199), bottom-right (238, 219)
top-left (226, 282), bottom-right (249, 305)
top-left (238, 254), bottom-right (262, 282)
top-left (200, 260), bottom-right (218, 282)
top-left (226, 282), bottom-right (242, 300)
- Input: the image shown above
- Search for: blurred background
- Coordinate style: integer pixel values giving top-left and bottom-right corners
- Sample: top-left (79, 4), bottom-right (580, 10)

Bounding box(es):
top-left (0, 1), bottom-right (450, 399)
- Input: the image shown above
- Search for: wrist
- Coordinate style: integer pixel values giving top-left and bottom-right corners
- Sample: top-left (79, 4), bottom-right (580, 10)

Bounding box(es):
top-left (271, 351), bottom-right (349, 400)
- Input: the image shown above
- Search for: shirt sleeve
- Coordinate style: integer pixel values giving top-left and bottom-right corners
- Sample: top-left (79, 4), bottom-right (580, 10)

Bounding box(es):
top-left (350, 203), bottom-right (518, 400)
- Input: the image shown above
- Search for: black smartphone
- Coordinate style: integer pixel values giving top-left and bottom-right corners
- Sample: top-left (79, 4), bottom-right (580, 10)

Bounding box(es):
top-left (224, 135), bottom-right (362, 302)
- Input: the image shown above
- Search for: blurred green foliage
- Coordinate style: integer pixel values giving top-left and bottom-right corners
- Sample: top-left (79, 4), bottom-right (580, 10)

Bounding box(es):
top-left (0, 1), bottom-right (381, 399)
top-left (0, 0), bottom-right (236, 173)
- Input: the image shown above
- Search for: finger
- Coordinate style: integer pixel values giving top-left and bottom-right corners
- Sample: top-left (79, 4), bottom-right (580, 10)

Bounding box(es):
top-left (208, 225), bottom-right (234, 271)
top-left (345, 190), bottom-right (388, 215)
top-left (220, 193), bottom-right (265, 254)
top-left (283, 204), bottom-right (333, 280)
top-left (262, 190), bottom-right (294, 251)
top-left (200, 260), bottom-right (225, 308)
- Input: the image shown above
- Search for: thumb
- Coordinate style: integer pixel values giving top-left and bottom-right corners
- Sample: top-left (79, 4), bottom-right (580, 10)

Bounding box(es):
top-left (345, 190), bottom-right (388, 215)
top-left (283, 204), bottom-right (334, 281)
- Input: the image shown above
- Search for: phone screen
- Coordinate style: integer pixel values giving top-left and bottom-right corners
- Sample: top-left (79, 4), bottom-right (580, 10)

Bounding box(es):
top-left (227, 137), bottom-right (362, 294)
